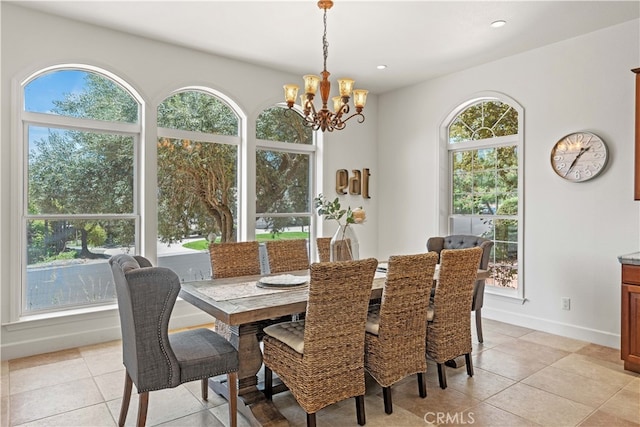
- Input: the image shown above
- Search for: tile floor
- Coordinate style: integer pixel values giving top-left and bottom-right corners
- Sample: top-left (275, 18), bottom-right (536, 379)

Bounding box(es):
top-left (1, 318), bottom-right (639, 427)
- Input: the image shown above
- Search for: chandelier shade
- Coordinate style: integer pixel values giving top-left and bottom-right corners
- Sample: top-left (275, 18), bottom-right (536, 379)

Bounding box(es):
top-left (283, 0), bottom-right (368, 132)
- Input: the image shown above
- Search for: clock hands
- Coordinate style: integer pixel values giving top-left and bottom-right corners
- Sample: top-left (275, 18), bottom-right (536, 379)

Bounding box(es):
top-left (564, 145), bottom-right (591, 177)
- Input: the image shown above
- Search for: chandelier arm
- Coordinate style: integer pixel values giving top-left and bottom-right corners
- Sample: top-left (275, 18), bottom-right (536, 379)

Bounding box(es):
top-left (338, 112), bottom-right (366, 125)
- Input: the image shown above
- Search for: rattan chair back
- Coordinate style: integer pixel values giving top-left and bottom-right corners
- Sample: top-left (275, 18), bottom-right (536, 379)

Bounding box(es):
top-left (209, 241), bottom-right (261, 279)
top-left (265, 239), bottom-right (310, 273)
top-left (316, 237), bottom-right (331, 262)
top-left (427, 246), bottom-right (482, 363)
top-left (366, 252), bottom-right (438, 388)
top-left (262, 258), bottom-right (378, 418)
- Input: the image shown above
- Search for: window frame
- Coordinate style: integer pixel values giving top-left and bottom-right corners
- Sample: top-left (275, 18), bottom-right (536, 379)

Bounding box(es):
top-left (254, 104), bottom-right (320, 259)
top-left (12, 65), bottom-right (144, 321)
top-left (439, 92), bottom-right (525, 302)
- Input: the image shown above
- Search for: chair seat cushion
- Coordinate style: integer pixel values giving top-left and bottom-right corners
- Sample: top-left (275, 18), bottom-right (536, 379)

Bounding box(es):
top-left (263, 320), bottom-right (305, 354)
top-left (366, 305), bottom-right (380, 335)
top-left (170, 328), bottom-right (238, 383)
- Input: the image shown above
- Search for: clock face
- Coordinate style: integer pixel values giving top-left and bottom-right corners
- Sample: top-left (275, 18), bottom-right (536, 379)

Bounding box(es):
top-left (550, 132), bottom-right (608, 182)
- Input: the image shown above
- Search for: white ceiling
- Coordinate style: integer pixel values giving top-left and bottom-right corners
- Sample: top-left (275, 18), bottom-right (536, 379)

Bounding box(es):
top-left (11, 0), bottom-right (640, 94)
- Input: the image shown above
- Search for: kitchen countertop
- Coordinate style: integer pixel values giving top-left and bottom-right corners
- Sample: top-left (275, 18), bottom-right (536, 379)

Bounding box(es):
top-left (618, 252), bottom-right (640, 265)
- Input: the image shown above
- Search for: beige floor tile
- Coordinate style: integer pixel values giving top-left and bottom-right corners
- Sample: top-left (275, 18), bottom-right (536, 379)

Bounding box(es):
top-left (551, 353), bottom-right (637, 389)
top-left (394, 375), bottom-right (481, 418)
top-left (472, 348), bottom-right (547, 381)
top-left (94, 370), bottom-right (127, 402)
top-left (316, 393), bottom-right (425, 427)
top-left (522, 366), bottom-right (622, 408)
top-left (105, 384), bottom-right (210, 426)
top-left (9, 358), bottom-right (92, 395)
top-left (14, 403), bottom-right (116, 427)
top-left (491, 338), bottom-right (570, 365)
top-left (482, 319), bottom-right (535, 338)
top-left (270, 392), bottom-right (307, 427)
top-left (598, 386), bottom-right (640, 424)
top-left (445, 366), bottom-right (517, 401)
top-left (2, 396), bottom-right (9, 427)
top-left (486, 383), bottom-right (593, 426)
top-left (578, 409), bottom-right (640, 427)
top-left (472, 331), bottom-right (519, 352)
top-left (576, 343), bottom-right (625, 366)
top-left (182, 379), bottom-right (230, 409)
top-left (158, 409), bottom-right (225, 427)
top-left (209, 403), bottom-right (252, 427)
top-left (624, 377), bottom-right (640, 392)
top-left (1, 360), bottom-right (9, 397)
top-left (447, 402), bottom-right (541, 427)
top-left (10, 377), bottom-right (104, 425)
top-left (8, 348), bottom-right (81, 371)
top-left (5, 319), bottom-right (636, 427)
top-left (83, 348), bottom-right (124, 377)
top-left (519, 331), bottom-right (589, 352)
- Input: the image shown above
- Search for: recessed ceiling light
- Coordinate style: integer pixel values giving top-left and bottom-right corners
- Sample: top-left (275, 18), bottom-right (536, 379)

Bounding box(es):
top-left (376, 65), bottom-right (387, 70)
top-left (490, 20), bottom-right (506, 28)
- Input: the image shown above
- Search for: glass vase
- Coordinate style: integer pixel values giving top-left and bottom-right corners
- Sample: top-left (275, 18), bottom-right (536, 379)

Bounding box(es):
top-left (330, 224), bottom-right (359, 262)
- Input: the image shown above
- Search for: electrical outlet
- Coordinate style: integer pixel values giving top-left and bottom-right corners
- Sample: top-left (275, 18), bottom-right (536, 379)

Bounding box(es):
top-left (561, 297), bottom-right (571, 311)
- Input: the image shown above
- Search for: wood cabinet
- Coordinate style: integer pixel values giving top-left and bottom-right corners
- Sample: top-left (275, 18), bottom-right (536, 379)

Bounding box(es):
top-left (634, 68), bottom-right (640, 199)
top-left (621, 264), bottom-right (640, 373)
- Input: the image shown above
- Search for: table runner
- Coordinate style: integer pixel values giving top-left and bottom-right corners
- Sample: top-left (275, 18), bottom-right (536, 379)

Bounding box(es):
top-left (196, 278), bottom-right (308, 301)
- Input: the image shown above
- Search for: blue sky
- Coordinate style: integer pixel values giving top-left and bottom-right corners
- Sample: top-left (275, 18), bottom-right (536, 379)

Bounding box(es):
top-left (24, 70), bottom-right (87, 113)
top-left (25, 70), bottom-right (87, 146)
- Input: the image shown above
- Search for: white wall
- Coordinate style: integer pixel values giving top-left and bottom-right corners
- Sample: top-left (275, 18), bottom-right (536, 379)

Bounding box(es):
top-left (0, 3), bottom-right (378, 359)
top-left (377, 19), bottom-right (640, 348)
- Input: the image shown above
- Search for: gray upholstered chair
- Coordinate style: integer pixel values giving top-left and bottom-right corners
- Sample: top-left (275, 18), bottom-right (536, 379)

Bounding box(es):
top-left (426, 235), bottom-right (493, 343)
top-left (109, 254), bottom-right (239, 427)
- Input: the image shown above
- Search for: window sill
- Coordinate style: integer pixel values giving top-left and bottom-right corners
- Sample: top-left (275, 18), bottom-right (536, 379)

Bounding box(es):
top-left (485, 288), bottom-right (527, 305)
top-left (3, 303), bottom-right (119, 331)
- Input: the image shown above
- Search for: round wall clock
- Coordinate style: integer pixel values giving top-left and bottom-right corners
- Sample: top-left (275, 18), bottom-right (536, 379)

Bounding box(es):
top-left (550, 131), bottom-right (609, 182)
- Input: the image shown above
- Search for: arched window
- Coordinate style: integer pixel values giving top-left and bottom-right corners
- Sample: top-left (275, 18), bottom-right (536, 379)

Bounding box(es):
top-left (156, 89), bottom-right (241, 282)
top-left (255, 106), bottom-right (316, 257)
top-left (21, 66), bottom-right (141, 315)
top-left (444, 94), bottom-right (524, 297)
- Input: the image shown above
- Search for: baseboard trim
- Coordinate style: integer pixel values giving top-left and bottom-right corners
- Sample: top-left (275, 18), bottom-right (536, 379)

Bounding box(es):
top-left (482, 306), bottom-right (620, 349)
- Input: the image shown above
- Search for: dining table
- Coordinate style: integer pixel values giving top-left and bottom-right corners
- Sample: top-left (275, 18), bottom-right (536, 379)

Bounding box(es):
top-left (179, 264), bottom-right (488, 427)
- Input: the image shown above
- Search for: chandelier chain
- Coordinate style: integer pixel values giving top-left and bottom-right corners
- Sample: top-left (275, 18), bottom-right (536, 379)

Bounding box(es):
top-left (322, 7), bottom-right (329, 72)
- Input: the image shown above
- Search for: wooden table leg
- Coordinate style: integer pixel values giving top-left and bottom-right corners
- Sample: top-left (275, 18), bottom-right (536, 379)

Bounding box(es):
top-left (210, 322), bottom-right (289, 427)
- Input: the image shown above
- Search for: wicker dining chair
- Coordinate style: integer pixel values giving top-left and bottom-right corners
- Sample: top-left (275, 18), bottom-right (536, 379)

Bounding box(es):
top-left (426, 235), bottom-right (493, 343)
top-left (209, 241), bottom-right (261, 279)
top-left (265, 239), bottom-right (310, 273)
top-left (109, 254), bottom-right (239, 427)
top-left (364, 252), bottom-right (438, 414)
top-left (316, 237), bottom-right (331, 262)
top-left (262, 258), bottom-right (378, 427)
top-left (426, 246), bottom-right (483, 389)
top-left (209, 241), bottom-right (261, 337)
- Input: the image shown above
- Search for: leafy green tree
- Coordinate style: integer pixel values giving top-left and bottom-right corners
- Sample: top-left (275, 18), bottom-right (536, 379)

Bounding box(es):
top-left (256, 107), bottom-right (312, 235)
top-left (27, 71), bottom-right (136, 260)
top-left (157, 91), bottom-right (239, 243)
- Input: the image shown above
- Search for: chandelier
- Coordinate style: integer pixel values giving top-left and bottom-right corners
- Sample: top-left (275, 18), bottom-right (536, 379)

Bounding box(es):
top-left (283, 0), bottom-right (368, 132)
